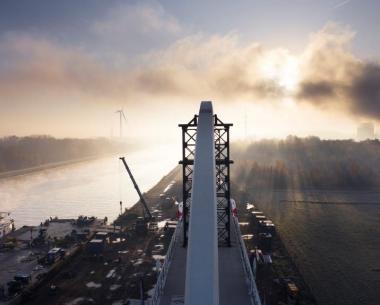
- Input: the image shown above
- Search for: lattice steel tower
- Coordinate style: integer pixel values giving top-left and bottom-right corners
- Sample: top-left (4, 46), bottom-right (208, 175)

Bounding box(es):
top-left (179, 111), bottom-right (233, 247)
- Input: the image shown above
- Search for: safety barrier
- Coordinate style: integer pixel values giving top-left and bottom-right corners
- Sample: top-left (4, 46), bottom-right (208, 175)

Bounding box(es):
top-left (232, 216), bottom-right (262, 305)
top-left (150, 220), bottom-right (182, 305)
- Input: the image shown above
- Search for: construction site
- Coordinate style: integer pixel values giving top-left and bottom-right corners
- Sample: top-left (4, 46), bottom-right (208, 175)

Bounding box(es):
top-left (0, 103), bottom-right (317, 305)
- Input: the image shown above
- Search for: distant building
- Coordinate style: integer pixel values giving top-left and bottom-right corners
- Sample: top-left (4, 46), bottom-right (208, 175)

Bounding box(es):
top-left (357, 122), bottom-right (375, 141)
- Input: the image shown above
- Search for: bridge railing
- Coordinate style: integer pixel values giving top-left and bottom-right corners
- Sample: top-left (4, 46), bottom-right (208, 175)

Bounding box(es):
top-left (232, 216), bottom-right (262, 305)
top-left (150, 220), bottom-right (182, 305)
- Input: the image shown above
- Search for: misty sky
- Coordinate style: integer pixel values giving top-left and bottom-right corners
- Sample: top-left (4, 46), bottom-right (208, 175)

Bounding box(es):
top-left (0, 0), bottom-right (379, 141)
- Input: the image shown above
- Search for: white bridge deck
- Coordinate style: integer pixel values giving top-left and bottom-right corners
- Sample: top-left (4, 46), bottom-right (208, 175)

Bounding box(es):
top-left (152, 102), bottom-right (261, 305)
top-left (159, 226), bottom-right (253, 305)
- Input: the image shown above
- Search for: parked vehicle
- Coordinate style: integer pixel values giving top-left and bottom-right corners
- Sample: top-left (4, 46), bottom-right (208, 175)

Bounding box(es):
top-left (14, 273), bottom-right (32, 285)
top-left (47, 247), bottom-right (65, 264)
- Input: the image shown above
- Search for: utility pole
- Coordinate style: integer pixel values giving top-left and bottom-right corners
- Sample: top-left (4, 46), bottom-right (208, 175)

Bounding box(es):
top-left (119, 112), bottom-right (122, 138)
top-left (244, 103), bottom-right (248, 140)
top-left (244, 111), bottom-right (247, 139)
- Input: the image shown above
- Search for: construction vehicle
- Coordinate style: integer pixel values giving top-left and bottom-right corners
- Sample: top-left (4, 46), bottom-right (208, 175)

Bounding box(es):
top-left (119, 157), bottom-right (156, 235)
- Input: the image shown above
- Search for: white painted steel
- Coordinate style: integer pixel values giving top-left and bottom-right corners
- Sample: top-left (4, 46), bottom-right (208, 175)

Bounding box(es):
top-left (184, 101), bottom-right (219, 305)
top-left (150, 221), bottom-right (182, 305)
top-left (232, 215), bottom-right (262, 305)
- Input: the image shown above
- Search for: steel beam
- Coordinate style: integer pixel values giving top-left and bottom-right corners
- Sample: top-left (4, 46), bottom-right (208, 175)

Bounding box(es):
top-left (185, 101), bottom-right (219, 305)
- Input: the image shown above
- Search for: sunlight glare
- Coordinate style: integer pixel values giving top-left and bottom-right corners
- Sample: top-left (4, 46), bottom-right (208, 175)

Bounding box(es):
top-left (259, 51), bottom-right (300, 92)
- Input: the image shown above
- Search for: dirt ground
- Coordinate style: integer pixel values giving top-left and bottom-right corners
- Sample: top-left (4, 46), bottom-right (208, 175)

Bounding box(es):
top-left (10, 167), bottom-right (182, 305)
top-left (19, 231), bottom-right (170, 305)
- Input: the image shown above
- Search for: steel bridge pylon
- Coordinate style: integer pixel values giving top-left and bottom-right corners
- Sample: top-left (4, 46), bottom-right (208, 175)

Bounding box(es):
top-left (179, 106), bottom-right (233, 247)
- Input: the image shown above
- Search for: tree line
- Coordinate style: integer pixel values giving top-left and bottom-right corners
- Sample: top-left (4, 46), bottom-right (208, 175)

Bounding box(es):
top-left (0, 136), bottom-right (130, 173)
top-left (232, 136), bottom-right (380, 189)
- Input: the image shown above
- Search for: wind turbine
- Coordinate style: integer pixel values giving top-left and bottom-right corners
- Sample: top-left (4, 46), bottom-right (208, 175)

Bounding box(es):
top-left (115, 109), bottom-right (127, 138)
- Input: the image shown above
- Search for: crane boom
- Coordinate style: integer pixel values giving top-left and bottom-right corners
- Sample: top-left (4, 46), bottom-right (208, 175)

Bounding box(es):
top-left (119, 157), bottom-right (152, 220)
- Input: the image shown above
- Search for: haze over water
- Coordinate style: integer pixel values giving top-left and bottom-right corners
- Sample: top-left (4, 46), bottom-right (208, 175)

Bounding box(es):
top-left (0, 145), bottom-right (178, 227)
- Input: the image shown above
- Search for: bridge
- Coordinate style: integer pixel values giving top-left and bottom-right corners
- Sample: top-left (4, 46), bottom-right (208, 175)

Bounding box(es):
top-left (151, 102), bottom-right (262, 305)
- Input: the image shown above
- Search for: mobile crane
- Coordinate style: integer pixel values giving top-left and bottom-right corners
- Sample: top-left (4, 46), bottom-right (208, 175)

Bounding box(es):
top-left (119, 157), bottom-right (155, 234)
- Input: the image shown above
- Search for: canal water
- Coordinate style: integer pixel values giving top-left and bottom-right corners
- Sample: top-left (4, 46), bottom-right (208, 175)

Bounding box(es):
top-left (0, 145), bottom-right (178, 227)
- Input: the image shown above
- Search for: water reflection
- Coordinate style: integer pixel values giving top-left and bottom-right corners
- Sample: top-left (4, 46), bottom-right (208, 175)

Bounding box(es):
top-left (0, 145), bottom-right (178, 227)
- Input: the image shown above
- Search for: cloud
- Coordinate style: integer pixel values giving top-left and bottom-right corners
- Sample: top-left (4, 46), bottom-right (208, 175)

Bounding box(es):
top-left (333, 0), bottom-right (351, 9)
top-left (89, 0), bottom-right (182, 63)
top-left (93, 1), bottom-right (181, 36)
top-left (1, 20), bottom-right (380, 122)
top-left (0, 32), bottom-right (286, 104)
top-left (348, 63), bottom-right (380, 117)
top-left (0, 35), bottom-right (121, 101)
top-left (138, 34), bottom-right (288, 100)
top-left (296, 23), bottom-right (380, 120)
top-left (297, 80), bottom-right (336, 102)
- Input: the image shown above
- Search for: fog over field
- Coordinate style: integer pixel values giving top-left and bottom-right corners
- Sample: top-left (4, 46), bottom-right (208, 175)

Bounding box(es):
top-left (232, 137), bottom-right (380, 190)
top-left (242, 189), bottom-right (380, 305)
top-left (232, 138), bottom-right (380, 305)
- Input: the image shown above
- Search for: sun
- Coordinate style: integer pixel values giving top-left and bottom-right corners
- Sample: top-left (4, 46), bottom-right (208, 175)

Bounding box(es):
top-left (278, 56), bottom-right (300, 91)
top-left (259, 51), bottom-right (300, 92)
